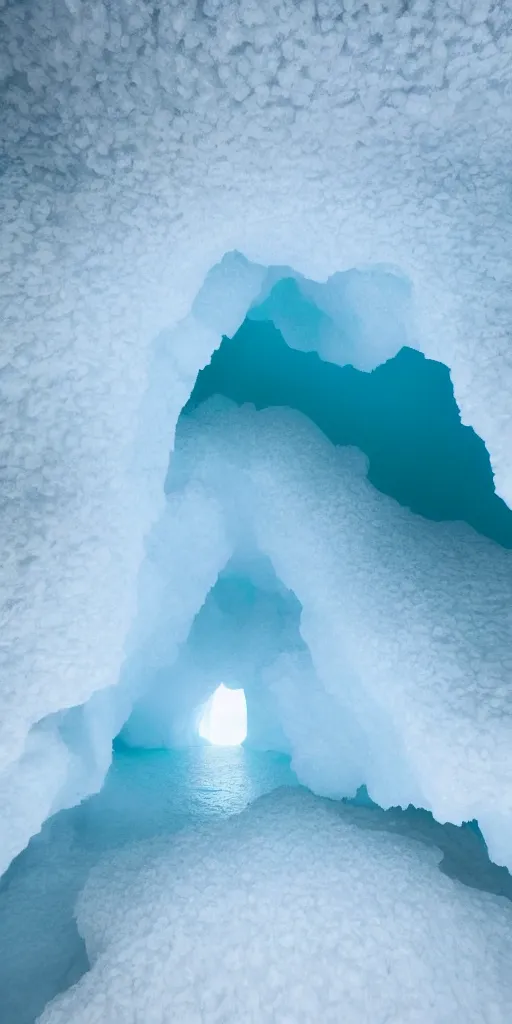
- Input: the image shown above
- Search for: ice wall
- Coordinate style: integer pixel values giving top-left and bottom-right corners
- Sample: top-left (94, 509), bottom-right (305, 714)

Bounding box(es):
top-left (2, 0), bottom-right (512, 873)
top-left (0, 252), bottom-right (264, 877)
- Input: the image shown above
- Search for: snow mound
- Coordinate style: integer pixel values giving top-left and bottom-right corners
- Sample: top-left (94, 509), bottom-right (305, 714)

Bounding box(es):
top-left (38, 788), bottom-right (512, 1024)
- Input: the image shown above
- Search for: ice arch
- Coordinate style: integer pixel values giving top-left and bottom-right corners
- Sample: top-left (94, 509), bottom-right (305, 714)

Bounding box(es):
top-left (113, 395), bottom-right (512, 864)
top-left (1, 245), bottom-right (512, 880)
top-left (0, 252), bottom-right (420, 876)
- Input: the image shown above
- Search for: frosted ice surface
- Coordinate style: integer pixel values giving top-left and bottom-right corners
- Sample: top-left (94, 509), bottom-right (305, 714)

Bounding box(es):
top-left (168, 400), bottom-right (512, 866)
top-left (249, 268), bottom-right (413, 370)
top-left (2, 0), bottom-right (512, 872)
top-left (2, 0), bottom-right (512, 502)
top-left (38, 789), bottom-right (512, 1024)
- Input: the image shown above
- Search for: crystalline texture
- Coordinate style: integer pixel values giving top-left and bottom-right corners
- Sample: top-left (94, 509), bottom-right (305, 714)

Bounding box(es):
top-left (1, 1), bottom-right (512, 880)
top-left (38, 789), bottom-right (512, 1024)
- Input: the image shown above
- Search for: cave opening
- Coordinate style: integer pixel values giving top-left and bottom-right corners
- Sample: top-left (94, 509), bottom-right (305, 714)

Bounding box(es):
top-left (198, 685), bottom-right (248, 747)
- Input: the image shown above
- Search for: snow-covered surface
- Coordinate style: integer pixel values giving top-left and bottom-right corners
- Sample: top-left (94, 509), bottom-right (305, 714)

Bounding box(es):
top-left (38, 787), bottom-right (512, 1024)
top-left (2, 0), bottom-right (512, 873)
top-left (0, 746), bottom-right (298, 1024)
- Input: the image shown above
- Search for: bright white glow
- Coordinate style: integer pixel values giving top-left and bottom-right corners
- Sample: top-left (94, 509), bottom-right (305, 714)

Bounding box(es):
top-left (199, 684), bottom-right (247, 746)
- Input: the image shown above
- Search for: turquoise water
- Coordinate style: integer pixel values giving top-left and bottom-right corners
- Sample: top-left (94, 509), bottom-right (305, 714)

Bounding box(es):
top-left (184, 319), bottom-right (512, 547)
top-left (87, 742), bottom-right (298, 842)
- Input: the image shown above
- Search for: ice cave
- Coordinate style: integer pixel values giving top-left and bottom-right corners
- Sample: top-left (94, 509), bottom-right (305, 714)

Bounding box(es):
top-left (2, 1), bottom-right (512, 1021)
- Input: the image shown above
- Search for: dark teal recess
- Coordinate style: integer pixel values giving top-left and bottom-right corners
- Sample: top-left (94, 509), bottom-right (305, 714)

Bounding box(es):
top-left (184, 318), bottom-right (512, 549)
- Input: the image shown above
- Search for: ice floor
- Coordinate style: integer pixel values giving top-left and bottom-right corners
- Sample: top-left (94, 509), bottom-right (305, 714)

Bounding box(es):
top-left (2, 744), bottom-right (512, 1024)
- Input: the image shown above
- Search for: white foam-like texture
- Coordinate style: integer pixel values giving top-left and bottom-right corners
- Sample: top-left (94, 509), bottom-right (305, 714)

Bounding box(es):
top-left (38, 788), bottom-right (512, 1024)
top-left (2, 0), bottom-right (512, 870)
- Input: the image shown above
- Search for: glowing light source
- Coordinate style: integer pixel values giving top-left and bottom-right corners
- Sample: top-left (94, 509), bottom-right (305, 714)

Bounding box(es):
top-left (199, 684), bottom-right (247, 746)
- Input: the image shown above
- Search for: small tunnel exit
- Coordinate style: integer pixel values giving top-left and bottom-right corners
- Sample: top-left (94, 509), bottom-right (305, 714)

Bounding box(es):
top-left (198, 684), bottom-right (248, 747)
